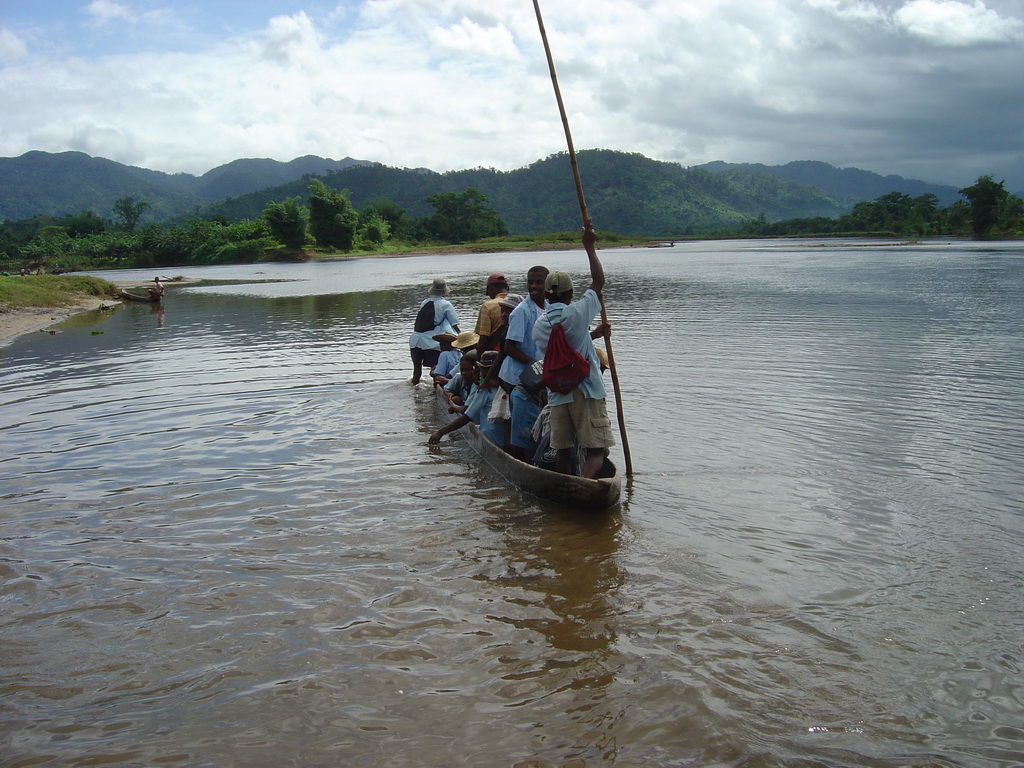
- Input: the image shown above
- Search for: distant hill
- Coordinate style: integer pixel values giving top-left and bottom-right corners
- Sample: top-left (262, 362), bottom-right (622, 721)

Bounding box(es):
top-left (203, 150), bottom-right (860, 236)
top-left (697, 160), bottom-right (963, 207)
top-left (0, 151), bottom-right (368, 222)
top-left (0, 151), bottom-right (206, 222)
top-left (1, 148), bottom-right (968, 235)
top-left (189, 155), bottom-right (368, 200)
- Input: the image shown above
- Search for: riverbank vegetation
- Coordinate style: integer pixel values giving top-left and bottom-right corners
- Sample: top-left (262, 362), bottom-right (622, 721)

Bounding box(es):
top-left (1, 174), bottom-right (1020, 275)
top-left (0, 182), bottom-right (645, 274)
top-left (738, 176), bottom-right (1023, 239)
top-left (0, 184), bottom-right (516, 273)
top-left (0, 274), bottom-right (119, 311)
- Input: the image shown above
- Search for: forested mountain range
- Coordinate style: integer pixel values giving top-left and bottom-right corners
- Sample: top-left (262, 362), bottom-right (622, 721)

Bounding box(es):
top-left (1, 148), bottom-right (968, 236)
top-left (696, 160), bottom-right (963, 208)
top-left (0, 151), bottom-right (367, 222)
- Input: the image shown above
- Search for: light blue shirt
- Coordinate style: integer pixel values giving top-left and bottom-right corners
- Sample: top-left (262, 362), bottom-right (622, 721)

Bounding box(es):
top-left (432, 348), bottom-right (461, 378)
top-left (532, 289), bottom-right (606, 407)
top-left (465, 384), bottom-right (502, 445)
top-left (497, 297), bottom-right (545, 385)
top-left (408, 297), bottom-right (459, 350)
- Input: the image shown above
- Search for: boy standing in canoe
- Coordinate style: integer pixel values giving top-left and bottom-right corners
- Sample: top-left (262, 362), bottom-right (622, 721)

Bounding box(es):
top-left (531, 224), bottom-right (614, 479)
top-left (498, 264), bottom-right (549, 461)
top-left (474, 273), bottom-right (509, 356)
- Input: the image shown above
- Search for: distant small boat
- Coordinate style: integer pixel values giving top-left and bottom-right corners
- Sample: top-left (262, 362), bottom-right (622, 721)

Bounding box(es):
top-left (119, 289), bottom-right (161, 303)
top-left (433, 389), bottom-right (620, 510)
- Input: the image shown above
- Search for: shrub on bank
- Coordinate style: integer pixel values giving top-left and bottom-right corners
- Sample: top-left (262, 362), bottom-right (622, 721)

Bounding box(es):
top-left (0, 274), bottom-right (119, 309)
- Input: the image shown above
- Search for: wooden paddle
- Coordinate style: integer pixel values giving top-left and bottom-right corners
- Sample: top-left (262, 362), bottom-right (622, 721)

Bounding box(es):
top-left (532, 0), bottom-right (634, 478)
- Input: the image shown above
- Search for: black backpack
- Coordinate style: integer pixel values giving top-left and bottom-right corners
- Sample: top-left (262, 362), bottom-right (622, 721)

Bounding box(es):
top-left (413, 300), bottom-right (437, 333)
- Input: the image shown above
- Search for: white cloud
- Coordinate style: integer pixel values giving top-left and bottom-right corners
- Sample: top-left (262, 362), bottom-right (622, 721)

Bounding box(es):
top-left (0, 0), bottom-right (1022, 190)
top-left (258, 11), bottom-right (323, 66)
top-left (895, 0), bottom-right (1024, 45)
top-left (0, 27), bottom-right (29, 63)
top-left (804, 0), bottom-right (887, 24)
top-left (429, 17), bottom-right (520, 62)
top-left (85, 0), bottom-right (136, 24)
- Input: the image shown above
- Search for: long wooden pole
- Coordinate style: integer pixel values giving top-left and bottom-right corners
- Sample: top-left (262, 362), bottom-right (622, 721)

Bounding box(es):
top-left (532, 0), bottom-right (634, 478)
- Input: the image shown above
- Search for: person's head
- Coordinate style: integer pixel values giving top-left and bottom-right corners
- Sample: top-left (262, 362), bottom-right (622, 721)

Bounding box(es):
top-left (432, 332), bottom-right (457, 349)
top-left (451, 330), bottom-right (480, 351)
top-left (478, 350), bottom-right (500, 375)
top-left (526, 266), bottom-right (549, 305)
top-left (486, 272), bottom-right (508, 299)
top-left (544, 271), bottom-right (573, 304)
top-left (459, 355), bottom-right (478, 379)
top-left (498, 293), bottom-right (523, 324)
top-left (429, 278), bottom-right (449, 296)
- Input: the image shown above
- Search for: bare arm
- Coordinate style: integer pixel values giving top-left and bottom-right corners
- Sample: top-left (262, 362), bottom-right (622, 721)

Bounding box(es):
top-left (475, 335), bottom-right (492, 357)
top-left (583, 223), bottom-right (604, 294)
top-left (429, 414), bottom-right (471, 444)
top-left (504, 338), bottom-right (533, 364)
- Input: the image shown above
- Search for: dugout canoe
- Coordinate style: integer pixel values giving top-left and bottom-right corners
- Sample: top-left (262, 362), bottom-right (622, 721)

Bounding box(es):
top-left (433, 389), bottom-right (620, 510)
top-left (119, 289), bottom-right (161, 303)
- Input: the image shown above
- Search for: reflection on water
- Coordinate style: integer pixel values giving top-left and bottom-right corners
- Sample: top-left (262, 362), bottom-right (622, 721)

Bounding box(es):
top-left (1, 240), bottom-right (1023, 767)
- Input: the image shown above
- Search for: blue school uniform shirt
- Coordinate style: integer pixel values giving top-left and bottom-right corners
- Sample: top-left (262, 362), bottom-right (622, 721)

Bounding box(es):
top-left (444, 373), bottom-right (472, 403)
top-left (497, 297), bottom-right (545, 386)
top-left (432, 348), bottom-right (461, 378)
top-left (408, 297), bottom-right (459, 350)
top-left (531, 288), bottom-right (607, 407)
top-left (465, 384), bottom-right (502, 446)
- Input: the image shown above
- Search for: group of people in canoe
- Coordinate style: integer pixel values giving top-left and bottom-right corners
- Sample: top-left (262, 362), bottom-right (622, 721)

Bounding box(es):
top-left (409, 224), bottom-right (614, 479)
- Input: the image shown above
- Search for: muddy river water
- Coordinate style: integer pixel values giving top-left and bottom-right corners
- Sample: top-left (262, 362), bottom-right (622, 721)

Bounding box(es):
top-left (1, 239), bottom-right (1022, 767)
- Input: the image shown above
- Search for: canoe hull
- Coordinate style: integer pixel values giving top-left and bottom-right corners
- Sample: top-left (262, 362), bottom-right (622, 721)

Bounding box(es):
top-left (434, 389), bottom-right (620, 511)
top-left (119, 290), bottom-right (161, 303)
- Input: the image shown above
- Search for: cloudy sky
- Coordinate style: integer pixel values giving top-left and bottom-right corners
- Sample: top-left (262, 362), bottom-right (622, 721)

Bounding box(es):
top-left (2, 0), bottom-right (1023, 191)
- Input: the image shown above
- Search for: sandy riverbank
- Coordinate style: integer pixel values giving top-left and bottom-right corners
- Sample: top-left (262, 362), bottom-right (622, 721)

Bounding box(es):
top-left (0, 277), bottom-right (169, 349)
top-left (0, 296), bottom-right (119, 349)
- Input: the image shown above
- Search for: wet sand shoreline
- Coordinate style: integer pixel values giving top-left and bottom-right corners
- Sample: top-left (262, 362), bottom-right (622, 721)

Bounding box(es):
top-left (0, 297), bottom-right (120, 349)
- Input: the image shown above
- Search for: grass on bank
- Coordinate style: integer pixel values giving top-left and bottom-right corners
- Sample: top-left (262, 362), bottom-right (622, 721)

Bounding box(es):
top-left (0, 274), bottom-right (120, 312)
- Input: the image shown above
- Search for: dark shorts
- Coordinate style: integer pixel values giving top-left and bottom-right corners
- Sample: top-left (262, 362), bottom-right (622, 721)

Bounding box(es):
top-left (410, 347), bottom-right (441, 367)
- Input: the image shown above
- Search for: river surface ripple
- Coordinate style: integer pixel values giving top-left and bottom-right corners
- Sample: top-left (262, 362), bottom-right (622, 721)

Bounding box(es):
top-left (2, 239), bottom-right (1022, 767)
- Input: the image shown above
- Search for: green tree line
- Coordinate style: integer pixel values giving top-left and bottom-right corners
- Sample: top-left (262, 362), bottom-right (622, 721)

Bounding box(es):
top-left (738, 175), bottom-right (1023, 238)
top-left (0, 185), bottom-right (507, 273)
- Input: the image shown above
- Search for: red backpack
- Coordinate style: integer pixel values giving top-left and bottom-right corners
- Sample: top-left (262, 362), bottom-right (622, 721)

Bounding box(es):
top-left (541, 321), bottom-right (591, 394)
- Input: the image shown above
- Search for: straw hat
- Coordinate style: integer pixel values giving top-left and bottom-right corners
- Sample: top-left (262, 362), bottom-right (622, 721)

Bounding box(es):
top-left (451, 330), bottom-right (480, 350)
